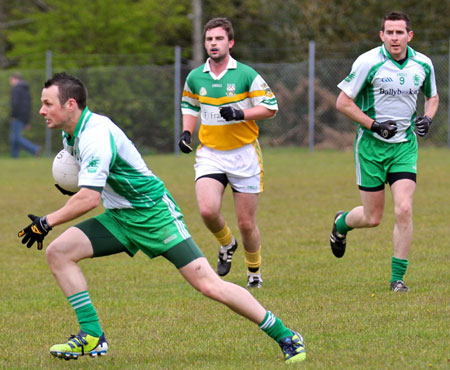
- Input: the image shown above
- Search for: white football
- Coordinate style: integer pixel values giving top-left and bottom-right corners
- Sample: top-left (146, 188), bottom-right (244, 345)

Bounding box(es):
top-left (52, 149), bottom-right (80, 193)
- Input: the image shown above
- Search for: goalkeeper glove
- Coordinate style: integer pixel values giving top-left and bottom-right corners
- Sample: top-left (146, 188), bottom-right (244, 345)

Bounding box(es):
top-left (18, 214), bottom-right (52, 250)
top-left (371, 120), bottom-right (397, 139)
top-left (414, 115), bottom-right (432, 137)
top-left (219, 106), bottom-right (244, 121)
top-left (178, 130), bottom-right (193, 154)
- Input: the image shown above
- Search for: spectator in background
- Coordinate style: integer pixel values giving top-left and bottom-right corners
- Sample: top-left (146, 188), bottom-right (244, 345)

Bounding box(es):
top-left (9, 73), bottom-right (40, 158)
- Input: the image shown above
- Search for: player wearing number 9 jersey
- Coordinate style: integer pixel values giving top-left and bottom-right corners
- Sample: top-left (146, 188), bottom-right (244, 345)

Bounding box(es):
top-left (330, 11), bottom-right (439, 292)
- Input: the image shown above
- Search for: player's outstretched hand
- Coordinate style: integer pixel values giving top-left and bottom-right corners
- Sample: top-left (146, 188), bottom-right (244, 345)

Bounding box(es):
top-left (55, 184), bottom-right (77, 196)
top-left (220, 106), bottom-right (244, 121)
top-left (178, 130), bottom-right (193, 154)
top-left (414, 115), bottom-right (432, 137)
top-left (371, 120), bottom-right (397, 139)
top-left (18, 214), bottom-right (52, 250)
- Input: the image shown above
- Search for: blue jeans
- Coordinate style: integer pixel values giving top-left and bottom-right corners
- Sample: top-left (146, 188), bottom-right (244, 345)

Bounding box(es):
top-left (10, 118), bottom-right (40, 158)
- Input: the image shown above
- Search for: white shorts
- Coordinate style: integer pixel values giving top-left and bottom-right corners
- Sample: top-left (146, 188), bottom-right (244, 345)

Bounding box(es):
top-left (194, 142), bottom-right (264, 193)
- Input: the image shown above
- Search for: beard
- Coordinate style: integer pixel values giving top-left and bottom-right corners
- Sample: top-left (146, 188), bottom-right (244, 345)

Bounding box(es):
top-left (209, 52), bottom-right (227, 63)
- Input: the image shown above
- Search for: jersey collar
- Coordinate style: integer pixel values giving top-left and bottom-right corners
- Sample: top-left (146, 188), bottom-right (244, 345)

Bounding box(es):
top-left (381, 44), bottom-right (416, 60)
top-left (63, 107), bottom-right (92, 145)
top-left (203, 56), bottom-right (237, 73)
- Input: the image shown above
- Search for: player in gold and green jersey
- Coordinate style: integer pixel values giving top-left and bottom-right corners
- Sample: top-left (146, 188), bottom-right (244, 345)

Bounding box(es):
top-left (180, 18), bottom-right (278, 288)
top-left (18, 72), bottom-right (305, 364)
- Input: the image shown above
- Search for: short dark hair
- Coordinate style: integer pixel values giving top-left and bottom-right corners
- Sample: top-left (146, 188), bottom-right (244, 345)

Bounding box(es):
top-left (382, 11), bottom-right (412, 32)
top-left (11, 72), bottom-right (23, 80)
top-left (203, 17), bottom-right (234, 41)
top-left (44, 72), bottom-right (87, 110)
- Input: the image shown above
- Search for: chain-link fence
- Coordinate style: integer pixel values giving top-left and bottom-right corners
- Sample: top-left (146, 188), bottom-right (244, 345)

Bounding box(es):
top-left (0, 46), bottom-right (448, 156)
top-left (253, 52), bottom-right (449, 150)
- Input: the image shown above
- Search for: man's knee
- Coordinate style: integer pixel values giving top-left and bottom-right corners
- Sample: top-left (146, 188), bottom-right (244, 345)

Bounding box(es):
top-left (198, 205), bottom-right (220, 223)
top-left (237, 217), bottom-right (256, 234)
top-left (184, 261), bottom-right (224, 300)
top-left (366, 216), bottom-right (382, 228)
top-left (196, 280), bottom-right (217, 298)
top-left (394, 202), bottom-right (413, 222)
top-left (45, 239), bottom-right (65, 265)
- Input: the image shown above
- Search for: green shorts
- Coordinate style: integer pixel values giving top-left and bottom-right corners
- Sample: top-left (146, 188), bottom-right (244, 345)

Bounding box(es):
top-left (354, 128), bottom-right (418, 190)
top-left (75, 191), bottom-right (204, 268)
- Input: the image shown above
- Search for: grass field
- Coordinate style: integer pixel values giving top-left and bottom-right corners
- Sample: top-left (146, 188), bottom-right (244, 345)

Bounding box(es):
top-left (1, 147), bottom-right (449, 369)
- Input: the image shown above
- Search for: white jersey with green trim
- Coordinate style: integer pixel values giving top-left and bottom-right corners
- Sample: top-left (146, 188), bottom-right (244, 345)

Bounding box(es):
top-left (338, 44), bottom-right (438, 143)
top-left (181, 56), bottom-right (278, 150)
top-left (62, 108), bottom-right (165, 209)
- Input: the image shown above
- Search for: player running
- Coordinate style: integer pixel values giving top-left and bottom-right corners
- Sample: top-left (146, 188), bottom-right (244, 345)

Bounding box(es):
top-left (179, 18), bottom-right (278, 288)
top-left (330, 11), bottom-right (439, 292)
top-left (18, 72), bottom-right (305, 363)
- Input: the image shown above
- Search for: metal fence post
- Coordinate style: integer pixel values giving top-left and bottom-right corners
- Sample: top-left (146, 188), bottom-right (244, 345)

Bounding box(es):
top-left (45, 50), bottom-right (52, 157)
top-left (174, 46), bottom-right (181, 154)
top-left (308, 41), bottom-right (315, 152)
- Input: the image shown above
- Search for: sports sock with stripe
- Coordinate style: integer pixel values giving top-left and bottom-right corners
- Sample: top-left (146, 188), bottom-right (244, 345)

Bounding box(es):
top-left (68, 291), bottom-right (103, 337)
top-left (245, 247), bottom-right (261, 272)
top-left (213, 224), bottom-right (233, 247)
top-left (259, 311), bottom-right (292, 342)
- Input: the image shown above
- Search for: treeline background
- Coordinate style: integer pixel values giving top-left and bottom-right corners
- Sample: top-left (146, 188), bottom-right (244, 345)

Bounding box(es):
top-left (0, 0), bottom-right (448, 154)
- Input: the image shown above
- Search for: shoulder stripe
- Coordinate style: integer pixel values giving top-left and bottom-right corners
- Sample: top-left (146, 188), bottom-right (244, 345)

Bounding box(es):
top-left (79, 111), bottom-right (92, 134)
top-left (199, 91), bottom-right (250, 106)
top-left (182, 90), bottom-right (197, 99)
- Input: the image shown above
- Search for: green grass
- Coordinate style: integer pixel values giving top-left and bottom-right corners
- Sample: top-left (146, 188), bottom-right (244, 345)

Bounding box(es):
top-left (1, 147), bottom-right (449, 369)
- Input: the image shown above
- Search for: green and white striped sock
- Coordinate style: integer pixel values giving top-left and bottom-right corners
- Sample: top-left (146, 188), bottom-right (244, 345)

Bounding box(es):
top-left (68, 291), bottom-right (102, 337)
top-left (259, 311), bottom-right (292, 342)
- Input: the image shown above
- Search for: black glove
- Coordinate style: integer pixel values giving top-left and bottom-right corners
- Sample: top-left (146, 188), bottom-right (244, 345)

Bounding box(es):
top-left (371, 120), bottom-right (397, 139)
top-left (18, 214), bottom-right (52, 250)
top-left (414, 115), bottom-right (432, 137)
top-left (219, 106), bottom-right (244, 121)
top-left (178, 130), bottom-right (193, 154)
top-left (55, 184), bottom-right (77, 196)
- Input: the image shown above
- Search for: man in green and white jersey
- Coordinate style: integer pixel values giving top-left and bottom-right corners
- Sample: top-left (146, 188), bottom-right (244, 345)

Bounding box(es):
top-left (18, 73), bottom-right (305, 363)
top-left (179, 18), bottom-right (278, 288)
top-left (330, 12), bottom-right (439, 292)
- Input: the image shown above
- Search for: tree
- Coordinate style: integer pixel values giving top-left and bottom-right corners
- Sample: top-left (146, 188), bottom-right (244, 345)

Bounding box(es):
top-left (4, 0), bottom-right (449, 68)
top-left (5, 0), bottom-right (192, 68)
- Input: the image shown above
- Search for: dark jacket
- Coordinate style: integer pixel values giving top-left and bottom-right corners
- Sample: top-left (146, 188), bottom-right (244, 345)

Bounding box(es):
top-left (11, 80), bottom-right (31, 124)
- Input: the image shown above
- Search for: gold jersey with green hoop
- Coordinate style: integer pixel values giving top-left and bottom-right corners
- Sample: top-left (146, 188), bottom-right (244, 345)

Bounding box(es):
top-left (62, 107), bottom-right (193, 259)
top-left (181, 56), bottom-right (278, 151)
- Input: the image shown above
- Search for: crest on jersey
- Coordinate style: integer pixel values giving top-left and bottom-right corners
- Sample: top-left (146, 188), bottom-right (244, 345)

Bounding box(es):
top-left (226, 84), bottom-right (236, 97)
top-left (199, 87), bottom-right (207, 96)
top-left (413, 74), bottom-right (420, 86)
top-left (262, 83), bottom-right (274, 97)
top-left (345, 72), bottom-right (355, 83)
top-left (87, 155), bottom-right (100, 173)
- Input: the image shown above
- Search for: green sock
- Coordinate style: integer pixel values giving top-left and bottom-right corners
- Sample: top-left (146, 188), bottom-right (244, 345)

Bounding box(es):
top-left (68, 291), bottom-right (103, 337)
top-left (391, 257), bottom-right (408, 283)
top-left (336, 211), bottom-right (353, 235)
top-left (259, 311), bottom-right (292, 343)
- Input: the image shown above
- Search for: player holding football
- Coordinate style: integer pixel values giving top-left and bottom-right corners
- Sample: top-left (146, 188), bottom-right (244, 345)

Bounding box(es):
top-left (330, 12), bottom-right (439, 292)
top-left (18, 72), bottom-right (305, 363)
top-left (179, 18), bottom-right (278, 288)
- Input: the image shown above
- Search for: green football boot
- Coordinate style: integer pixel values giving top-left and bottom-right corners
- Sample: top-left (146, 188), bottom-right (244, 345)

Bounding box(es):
top-left (49, 331), bottom-right (108, 360)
